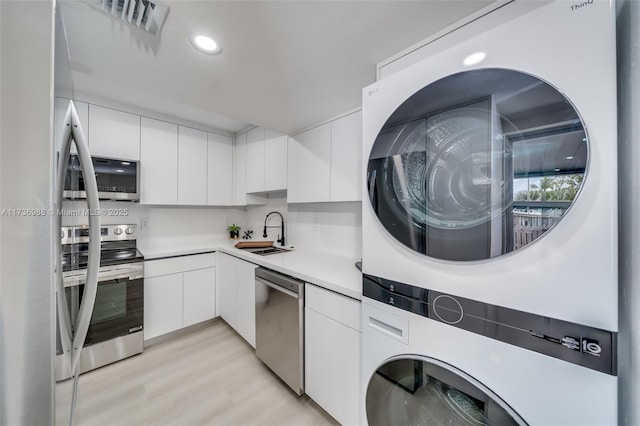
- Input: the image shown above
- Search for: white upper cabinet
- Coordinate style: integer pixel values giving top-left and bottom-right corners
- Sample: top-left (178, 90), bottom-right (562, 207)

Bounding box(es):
top-left (287, 123), bottom-right (332, 203)
top-left (207, 133), bottom-right (233, 205)
top-left (246, 127), bottom-right (266, 193)
top-left (140, 117), bottom-right (178, 205)
top-left (287, 111), bottom-right (362, 203)
top-left (330, 110), bottom-right (362, 201)
top-left (54, 98), bottom-right (88, 154)
top-left (178, 126), bottom-right (208, 205)
top-left (88, 105), bottom-right (140, 160)
top-left (233, 133), bottom-right (247, 206)
top-left (244, 127), bottom-right (288, 194)
top-left (264, 129), bottom-right (288, 191)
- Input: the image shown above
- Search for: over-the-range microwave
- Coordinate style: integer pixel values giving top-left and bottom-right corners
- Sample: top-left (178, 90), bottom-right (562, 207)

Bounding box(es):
top-left (64, 154), bottom-right (140, 201)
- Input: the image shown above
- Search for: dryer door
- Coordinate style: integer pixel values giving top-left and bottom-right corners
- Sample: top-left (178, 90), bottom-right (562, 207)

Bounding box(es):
top-left (366, 356), bottom-right (527, 426)
top-left (367, 68), bottom-right (588, 261)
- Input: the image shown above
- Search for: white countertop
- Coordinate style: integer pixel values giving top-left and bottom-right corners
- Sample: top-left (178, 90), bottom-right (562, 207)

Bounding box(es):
top-left (138, 238), bottom-right (362, 300)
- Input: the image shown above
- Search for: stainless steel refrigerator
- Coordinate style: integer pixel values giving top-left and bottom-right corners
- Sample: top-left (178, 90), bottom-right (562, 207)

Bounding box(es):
top-left (1, 1), bottom-right (56, 424)
top-left (1, 2), bottom-right (100, 425)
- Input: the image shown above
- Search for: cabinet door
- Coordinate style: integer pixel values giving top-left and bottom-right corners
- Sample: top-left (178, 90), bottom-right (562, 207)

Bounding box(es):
top-left (305, 307), bottom-right (361, 425)
top-left (144, 273), bottom-right (183, 340)
top-left (178, 126), bottom-right (208, 205)
top-left (54, 98), bottom-right (88, 155)
top-left (264, 129), bottom-right (288, 191)
top-left (207, 133), bottom-right (233, 205)
top-left (216, 253), bottom-right (238, 329)
top-left (233, 133), bottom-right (247, 206)
top-left (88, 105), bottom-right (140, 160)
top-left (236, 259), bottom-right (257, 348)
top-left (330, 110), bottom-right (362, 201)
top-left (140, 117), bottom-right (178, 205)
top-left (183, 267), bottom-right (216, 327)
top-left (245, 127), bottom-right (265, 193)
top-left (287, 123), bottom-right (331, 203)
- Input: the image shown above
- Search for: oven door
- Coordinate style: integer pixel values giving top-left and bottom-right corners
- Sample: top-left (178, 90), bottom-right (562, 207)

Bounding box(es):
top-left (56, 264), bottom-right (143, 380)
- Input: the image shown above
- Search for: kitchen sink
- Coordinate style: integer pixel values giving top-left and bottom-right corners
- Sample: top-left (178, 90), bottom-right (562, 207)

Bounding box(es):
top-left (240, 246), bottom-right (288, 256)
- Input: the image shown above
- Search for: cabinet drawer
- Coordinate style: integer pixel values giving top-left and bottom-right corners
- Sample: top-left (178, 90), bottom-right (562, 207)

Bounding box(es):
top-left (145, 253), bottom-right (216, 278)
top-left (306, 284), bottom-right (361, 331)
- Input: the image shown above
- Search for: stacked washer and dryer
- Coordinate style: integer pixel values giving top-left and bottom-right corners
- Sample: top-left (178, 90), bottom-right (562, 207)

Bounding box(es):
top-left (361, 1), bottom-right (618, 425)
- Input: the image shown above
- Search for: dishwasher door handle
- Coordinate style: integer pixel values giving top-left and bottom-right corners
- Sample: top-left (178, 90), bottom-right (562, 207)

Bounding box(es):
top-left (256, 276), bottom-right (300, 299)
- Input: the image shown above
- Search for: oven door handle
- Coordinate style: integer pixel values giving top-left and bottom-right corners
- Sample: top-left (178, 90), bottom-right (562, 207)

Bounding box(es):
top-left (54, 100), bottom-right (101, 377)
top-left (63, 265), bottom-right (144, 287)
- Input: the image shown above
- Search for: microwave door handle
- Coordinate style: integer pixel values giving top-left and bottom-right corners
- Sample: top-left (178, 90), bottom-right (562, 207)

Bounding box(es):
top-left (54, 102), bottom-right (75, 369)
top-left (66, 102), bottom-right (102, 376)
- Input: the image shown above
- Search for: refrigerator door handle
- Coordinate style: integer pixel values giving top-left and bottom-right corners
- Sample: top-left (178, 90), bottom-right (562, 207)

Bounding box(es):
top-left (54, 101), bottom-right (101, 376)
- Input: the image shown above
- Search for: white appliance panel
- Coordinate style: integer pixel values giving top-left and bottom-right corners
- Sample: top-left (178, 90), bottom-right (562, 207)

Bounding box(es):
top-left (361, 299), bottom-right (617, 426)
top-left (361, 0), bottom-right (617, 331)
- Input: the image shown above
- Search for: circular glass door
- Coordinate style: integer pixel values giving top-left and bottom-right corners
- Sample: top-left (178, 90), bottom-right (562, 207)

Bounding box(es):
top-left (367, 69), bottom-right (588, 261)
top-left (366, 356), bottom-right (527, 426)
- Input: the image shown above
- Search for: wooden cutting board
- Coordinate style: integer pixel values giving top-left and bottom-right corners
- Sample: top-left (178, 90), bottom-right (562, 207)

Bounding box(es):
top-left (234, 240), bottom-right (274, 249)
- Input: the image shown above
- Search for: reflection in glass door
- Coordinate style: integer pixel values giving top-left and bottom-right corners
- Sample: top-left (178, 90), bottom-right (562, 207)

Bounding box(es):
top-left (508, 123), bottom-right (586, 250)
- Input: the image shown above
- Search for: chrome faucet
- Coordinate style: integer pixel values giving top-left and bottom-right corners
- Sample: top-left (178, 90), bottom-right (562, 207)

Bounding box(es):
top-left (263, 211), bottom-right (285, 246)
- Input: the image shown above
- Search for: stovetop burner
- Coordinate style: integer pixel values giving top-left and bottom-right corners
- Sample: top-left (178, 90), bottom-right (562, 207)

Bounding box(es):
top-left (61, 224), bottom-right (143, 272)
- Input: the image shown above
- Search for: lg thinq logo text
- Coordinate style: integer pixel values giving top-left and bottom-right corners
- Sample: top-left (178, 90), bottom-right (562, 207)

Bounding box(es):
top-left (570, 0), bottom-right (593, 11)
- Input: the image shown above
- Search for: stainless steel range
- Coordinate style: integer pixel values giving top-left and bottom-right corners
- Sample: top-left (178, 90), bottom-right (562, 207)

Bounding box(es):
top-left (56, 224), bottom-right (144, 381)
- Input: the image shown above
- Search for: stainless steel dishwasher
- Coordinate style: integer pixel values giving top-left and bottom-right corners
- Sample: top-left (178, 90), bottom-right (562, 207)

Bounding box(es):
top-left (255, 267), bottom-right (304, 395)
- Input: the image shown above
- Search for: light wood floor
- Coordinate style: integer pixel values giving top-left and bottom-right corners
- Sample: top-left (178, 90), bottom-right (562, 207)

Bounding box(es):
top-left (55, 321), bottom-right (339, 426)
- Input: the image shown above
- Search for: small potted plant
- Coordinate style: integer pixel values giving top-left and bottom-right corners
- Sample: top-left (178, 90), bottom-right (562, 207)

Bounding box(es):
top-left (227, 223), bottom-right (241, 240)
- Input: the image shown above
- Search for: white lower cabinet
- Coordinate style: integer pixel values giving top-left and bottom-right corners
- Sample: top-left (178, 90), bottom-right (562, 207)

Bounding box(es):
top-left (144, 253), bottom-right (216, 340)
top-left (217, 252), bottom-right (238, 329)
top-left (305, 284), bottom-right (361, 426)
top-left (216, 252), bottom-right (258, 347)
top-left (236, 260), bottom-right (257, 347)
top-left (144, 273), bottom-right (184, 339)
top-left (183, 268), bottom-right (216, 327)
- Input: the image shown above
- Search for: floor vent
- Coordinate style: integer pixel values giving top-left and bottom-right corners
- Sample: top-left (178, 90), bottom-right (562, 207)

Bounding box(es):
top-left (87, 0), bottom-right (169, 36)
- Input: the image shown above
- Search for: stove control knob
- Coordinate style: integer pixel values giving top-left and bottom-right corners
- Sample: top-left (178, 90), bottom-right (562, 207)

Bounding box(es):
top-left (114, 228), bottom-right (123, 235)
top-left (60, 230), bottom-right (65, 239)
top-left (125, 227), bottom-right (134, 235)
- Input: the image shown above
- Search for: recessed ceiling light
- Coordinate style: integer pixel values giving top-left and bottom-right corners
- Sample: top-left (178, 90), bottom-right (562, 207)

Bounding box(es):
top-left (566, 156), bottom-right (574, 160)
top-left (191, 34), bottom-right (222, 55)
top-left (463, 52), bottom-right (486, 66)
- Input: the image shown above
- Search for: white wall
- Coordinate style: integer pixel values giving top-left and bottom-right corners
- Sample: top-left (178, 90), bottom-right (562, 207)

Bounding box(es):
top-left (62, 196), bottom-right (363, 259)
top-left (288, 201), bottom-right (362, 259)
top-left (61, 201), bottom-right (245, 244)
top-left (617, 1), bottom-right (640, 424)
top-left (0, 1), bottom-right (55, 424)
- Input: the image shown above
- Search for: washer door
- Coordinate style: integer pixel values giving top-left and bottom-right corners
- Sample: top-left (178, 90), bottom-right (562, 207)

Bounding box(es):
top-left (367, 68), bottom-right (588, 261)
top-left (366, 356), bottom-right (527, 426)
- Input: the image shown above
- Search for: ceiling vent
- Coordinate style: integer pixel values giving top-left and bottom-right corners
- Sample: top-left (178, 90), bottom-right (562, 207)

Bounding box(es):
top-left (87, 0), bottom-right (169, 36)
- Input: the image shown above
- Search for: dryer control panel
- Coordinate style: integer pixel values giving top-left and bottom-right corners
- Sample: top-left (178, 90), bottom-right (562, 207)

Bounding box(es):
top-left (363, 274), bottom-right (617, 376)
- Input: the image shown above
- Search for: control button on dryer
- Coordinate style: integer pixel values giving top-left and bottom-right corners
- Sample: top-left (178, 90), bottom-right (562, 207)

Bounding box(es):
top-left (432, 295), bottom-right (464, 325)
